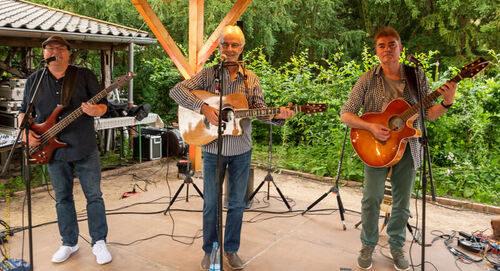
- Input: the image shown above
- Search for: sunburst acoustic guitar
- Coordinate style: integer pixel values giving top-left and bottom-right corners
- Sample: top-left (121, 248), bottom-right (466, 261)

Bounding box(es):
top-left (350, 58), bottom-right (489, 167)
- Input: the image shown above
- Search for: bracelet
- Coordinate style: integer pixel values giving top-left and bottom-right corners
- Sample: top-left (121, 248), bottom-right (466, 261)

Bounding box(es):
top-left (441, 101), bottom-right (452, 109)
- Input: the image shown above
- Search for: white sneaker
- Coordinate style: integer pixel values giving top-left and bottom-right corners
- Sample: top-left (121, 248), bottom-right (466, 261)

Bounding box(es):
top-left (51, 244), bottom-right (79, 263)
top-left (92, 240), bottom-right (112, 264)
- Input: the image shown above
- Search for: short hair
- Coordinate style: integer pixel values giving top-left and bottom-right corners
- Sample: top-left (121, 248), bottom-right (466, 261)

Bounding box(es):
top-left (374, 26), bottom-right (401, 45)
top-left (219, 25), bottom-right (245, 46)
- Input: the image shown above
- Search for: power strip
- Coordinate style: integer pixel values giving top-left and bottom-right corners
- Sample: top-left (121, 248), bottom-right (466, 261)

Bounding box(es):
top-left (0, 259), bottom-right (30, 271)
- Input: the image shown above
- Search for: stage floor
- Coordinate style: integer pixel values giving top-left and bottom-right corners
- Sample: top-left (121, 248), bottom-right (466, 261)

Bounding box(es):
top-left (1, 160), bottom-right (495, 271)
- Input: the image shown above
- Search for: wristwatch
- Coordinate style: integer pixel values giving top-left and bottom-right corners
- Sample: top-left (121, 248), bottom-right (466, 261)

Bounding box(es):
top-left (440, 101), bottom-right (453, 109)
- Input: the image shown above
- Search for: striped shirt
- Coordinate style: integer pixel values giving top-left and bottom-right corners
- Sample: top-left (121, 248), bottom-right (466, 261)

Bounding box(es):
top-left (169, 65), bottom-right (284, 156)
top-left (340, 64), bottom-right (431, 169)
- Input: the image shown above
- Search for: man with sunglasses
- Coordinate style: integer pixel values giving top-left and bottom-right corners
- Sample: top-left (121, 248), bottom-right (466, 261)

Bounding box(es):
top-left (18, 36), bottom-right (111, 265)
top-left (170, 25), bottom-right (295, 270)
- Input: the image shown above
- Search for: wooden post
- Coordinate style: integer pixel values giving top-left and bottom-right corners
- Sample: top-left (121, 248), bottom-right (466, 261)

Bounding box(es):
top-left (131, 0), bottom-right (253, 170)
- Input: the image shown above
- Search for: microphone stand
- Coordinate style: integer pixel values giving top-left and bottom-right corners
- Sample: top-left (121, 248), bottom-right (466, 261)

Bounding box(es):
top-left (410, 58), bottom-right (432, 271)
top-left (0, 65), bottom-right (50, 271)
top-left (214, 59), bottom-right (225, 271)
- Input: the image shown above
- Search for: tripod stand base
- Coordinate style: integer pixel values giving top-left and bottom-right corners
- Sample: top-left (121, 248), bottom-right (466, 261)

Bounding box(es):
top-left (163, 175), bottom-right (203, 215)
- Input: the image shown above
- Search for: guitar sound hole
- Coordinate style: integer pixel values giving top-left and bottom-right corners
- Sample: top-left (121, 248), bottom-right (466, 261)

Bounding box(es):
top-left (388, 116), bottom-right (404, 131)
top-left (221, 108), bottom-right (234, 122)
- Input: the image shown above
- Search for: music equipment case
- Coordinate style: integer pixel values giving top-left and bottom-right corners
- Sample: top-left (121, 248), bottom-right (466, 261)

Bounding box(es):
top-left (133, 135), bottom-right (162, 161)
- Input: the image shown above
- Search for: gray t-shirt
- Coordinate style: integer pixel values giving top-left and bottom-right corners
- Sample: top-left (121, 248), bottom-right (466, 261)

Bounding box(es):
top-left (381, 73), bottom-right (406, 109)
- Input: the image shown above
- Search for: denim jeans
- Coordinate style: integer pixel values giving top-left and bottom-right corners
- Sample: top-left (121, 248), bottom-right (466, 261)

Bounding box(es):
top-left (360, 146), bottom-right (416, 249)
top-left (47, 149), bottom-right (108, 246)
top-left (202, 150), bottom-right (252, 254)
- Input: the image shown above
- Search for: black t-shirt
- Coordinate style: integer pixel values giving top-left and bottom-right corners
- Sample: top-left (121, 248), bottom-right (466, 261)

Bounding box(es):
top-left (20, 66), bottom-right (107, 162)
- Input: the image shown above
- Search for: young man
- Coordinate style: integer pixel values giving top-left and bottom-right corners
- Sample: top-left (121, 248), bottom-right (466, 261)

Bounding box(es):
top-left (340, 27), bottom-right (456, 270)
top-left (170, 25), bottom-right (295, 270)
top-left (19, 36), bottom-right (111, 265)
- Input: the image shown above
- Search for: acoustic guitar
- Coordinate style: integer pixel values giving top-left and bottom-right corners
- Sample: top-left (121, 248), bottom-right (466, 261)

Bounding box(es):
top-left (351, 58), bottom-right (489, 167)
top-left (178, 90), bottom-right (326, 146)
top-left (28, 73), bottom-right (135, 165)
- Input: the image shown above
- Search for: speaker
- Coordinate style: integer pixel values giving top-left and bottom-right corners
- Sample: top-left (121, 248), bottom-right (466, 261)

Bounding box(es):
top-left (133, 135), bottom-right (162, 161)
top-left (141, 126), bottom-right (187, 157)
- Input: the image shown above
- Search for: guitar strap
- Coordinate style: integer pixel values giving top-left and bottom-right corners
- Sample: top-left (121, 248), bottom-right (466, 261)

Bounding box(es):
top-left (60, 65), bottom-right (78, 107)
top-left (403, 65), bottom-right (418, 104)
top-left (241, 66), bottom-right (253, 108)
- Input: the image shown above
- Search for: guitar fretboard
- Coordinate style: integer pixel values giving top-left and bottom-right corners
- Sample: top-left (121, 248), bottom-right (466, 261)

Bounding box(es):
top-left (400, 75), bottom-right (460, 122)
top-left (234, 105), bottom-right (299, 118)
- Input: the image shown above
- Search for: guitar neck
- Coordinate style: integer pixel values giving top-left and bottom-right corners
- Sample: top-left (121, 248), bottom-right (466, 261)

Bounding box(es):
top-left (401, 74), bottom-right (461, 121)
top-left (234, 105), bottom-right (299, 118)
top-left (42, 82), bottom-right (121, 139)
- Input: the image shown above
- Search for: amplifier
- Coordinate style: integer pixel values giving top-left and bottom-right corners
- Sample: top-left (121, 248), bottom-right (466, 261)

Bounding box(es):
top-left (0, 85), bottom-right (24, 101)
top-left (0, 101), bottom-right (21, 114)
top-left (0, 112), bottom-right (18, 129)
top-left (141, 126), bottom-right (187, 157)
top-left (133, 135), bottom-right (162, 161)
top-left (9, 78), bottom-right (26, 89)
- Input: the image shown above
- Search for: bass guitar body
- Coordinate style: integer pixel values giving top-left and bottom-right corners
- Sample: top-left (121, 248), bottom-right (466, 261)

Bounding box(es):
top-left (29, 105), bottom-right (67, 165)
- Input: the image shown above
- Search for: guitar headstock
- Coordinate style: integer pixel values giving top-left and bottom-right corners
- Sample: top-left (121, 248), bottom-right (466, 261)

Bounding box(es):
top-left (457, 58), bottom-right (489, 80)
top-left (112, 72), bottom-right (136, 88)
top-left (299, 103), bottom-right (327, 114)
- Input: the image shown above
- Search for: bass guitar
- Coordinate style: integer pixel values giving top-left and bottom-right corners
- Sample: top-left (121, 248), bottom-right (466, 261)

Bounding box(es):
top-left (178, 90), bottom-right (326, 146)
top-left (351, 58), bottom-right (489, 167)
top-left (28, 72), bottom-right (135, 165)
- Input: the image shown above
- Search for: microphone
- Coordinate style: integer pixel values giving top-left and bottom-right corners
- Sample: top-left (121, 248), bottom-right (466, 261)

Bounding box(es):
top-left (407, 54), bottom-right (421, 67)
top-left (43, 56), bottom-right (58, 64)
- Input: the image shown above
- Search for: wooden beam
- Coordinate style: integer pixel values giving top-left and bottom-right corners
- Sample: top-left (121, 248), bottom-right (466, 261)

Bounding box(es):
top-left (131, 0), bottom-right (194, 79)
top-left (189, 0), bottom-right (204, 73)
top-left (197, 0), bottom-right (252, 67)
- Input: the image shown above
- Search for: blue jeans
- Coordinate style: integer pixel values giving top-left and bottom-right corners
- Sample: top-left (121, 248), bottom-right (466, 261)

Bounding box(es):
top-left (202, 150), bottom-right (252, 254)
top-left (360, 147), bottom-right (416, 249)
top-left (47, 149), bottom-right (108, 246)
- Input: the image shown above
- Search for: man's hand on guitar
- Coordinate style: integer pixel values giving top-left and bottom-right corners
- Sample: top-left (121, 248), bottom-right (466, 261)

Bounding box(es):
top-left (437, 80), bottom-right (457, 106)
top-left (274, 102), bottom-right (296, 119)
top-left (21, 129), bottom-right (41, 146)
top-left (201, 103), bottom-right (219, 126)
top-left (370, 123), bottom-right (391, 142)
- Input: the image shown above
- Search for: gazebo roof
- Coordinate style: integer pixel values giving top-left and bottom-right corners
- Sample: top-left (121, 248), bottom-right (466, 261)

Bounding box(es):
top-left (0, 0), bottom-right (156, 50)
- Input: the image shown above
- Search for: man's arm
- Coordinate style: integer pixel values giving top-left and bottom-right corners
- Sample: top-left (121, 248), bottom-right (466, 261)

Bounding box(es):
top-left (17, 112), bottom-right (40, 146)
top-left (426, 81), bottom-right (457, 121)
top-left (340, 112), bottom-right (391, 141)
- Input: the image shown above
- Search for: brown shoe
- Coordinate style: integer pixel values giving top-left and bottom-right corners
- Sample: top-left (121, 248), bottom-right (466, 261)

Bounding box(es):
top-left (201, 254), bottom-right (210, 270)
top-left (224, 252), bottom-right (244, 270)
